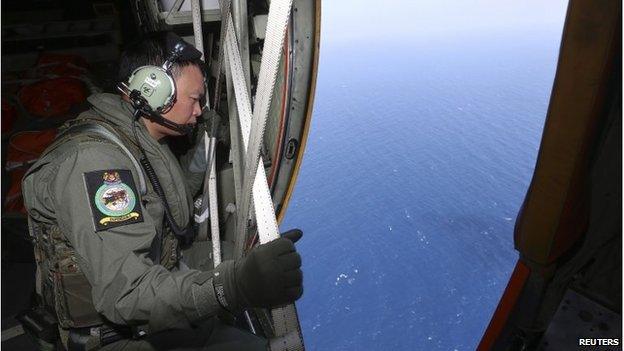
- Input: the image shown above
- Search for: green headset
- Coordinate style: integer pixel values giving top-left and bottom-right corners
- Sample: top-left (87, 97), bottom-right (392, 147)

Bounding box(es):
top-left (118, 33), bottom-right (203, 134)
top-left (127, 62), bottom-right (177, 113)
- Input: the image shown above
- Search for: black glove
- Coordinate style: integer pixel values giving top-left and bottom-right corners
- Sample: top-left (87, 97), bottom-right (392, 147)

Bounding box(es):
top-left (214, 229), bottom-right (303, 312)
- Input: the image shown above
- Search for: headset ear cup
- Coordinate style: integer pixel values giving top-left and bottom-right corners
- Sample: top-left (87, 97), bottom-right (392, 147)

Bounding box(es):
top-left (161, 77), bottom-right (177, 114)
top-left (127, 66), bottom-right (176, 112)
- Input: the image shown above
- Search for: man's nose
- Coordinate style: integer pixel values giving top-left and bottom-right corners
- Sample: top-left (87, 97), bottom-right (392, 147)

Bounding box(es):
top-left (192, 101), bottom-right (202, 119)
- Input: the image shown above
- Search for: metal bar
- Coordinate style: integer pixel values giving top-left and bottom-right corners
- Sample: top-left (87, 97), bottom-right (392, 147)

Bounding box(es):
top-left (161, 10), bottom-right (221, 24)
top-left (1, 325), bottom-right (25, 342)
top-left (165, 0), bottom-right (185, 21)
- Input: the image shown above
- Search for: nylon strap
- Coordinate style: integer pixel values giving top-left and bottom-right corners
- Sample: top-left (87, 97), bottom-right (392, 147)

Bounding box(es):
top-left (200, 129), bottom-right (222, 264)
top-left (212, 0), bottom-right (233, 111)
top-left (223, 1), bottom-right (304, 349)
top-left (235, 0), bottom-right (293, 256)
top-left (191, 0), bottom-right (204, 60)
top-left (55, 122), bottom-right (147, 196)
top-left (192, 0), bottom-right (223, 270)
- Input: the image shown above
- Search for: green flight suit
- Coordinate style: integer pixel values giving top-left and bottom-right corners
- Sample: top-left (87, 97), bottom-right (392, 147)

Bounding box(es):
top-left (22, 93), bottom-right (266, 350)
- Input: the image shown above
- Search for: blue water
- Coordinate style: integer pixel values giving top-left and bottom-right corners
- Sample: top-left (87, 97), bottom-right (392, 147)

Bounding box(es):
top-left (280, 25), bottom-right (563, 350)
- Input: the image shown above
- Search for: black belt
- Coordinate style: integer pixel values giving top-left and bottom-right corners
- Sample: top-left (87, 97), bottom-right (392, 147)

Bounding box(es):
top-left (67, 325), bottom-right (136, 351)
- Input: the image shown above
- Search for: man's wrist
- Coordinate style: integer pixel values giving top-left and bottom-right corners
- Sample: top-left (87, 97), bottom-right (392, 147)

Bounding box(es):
top-left (212, 260), bottom-right (238, 313)
top-left (189, 271), bottom-right (221, 322)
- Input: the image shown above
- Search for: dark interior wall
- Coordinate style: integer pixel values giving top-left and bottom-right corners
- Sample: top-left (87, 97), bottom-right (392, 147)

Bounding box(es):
top-left (0, 0), bottom-right (133, 238)
top-left (1, 1), bottom-right (141, 63)
top-left (1, 5), bottom-right (136, 349)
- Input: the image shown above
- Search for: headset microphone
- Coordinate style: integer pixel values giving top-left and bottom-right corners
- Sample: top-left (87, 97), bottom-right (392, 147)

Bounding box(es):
top-left (121, 88), bottom-right (195, 135)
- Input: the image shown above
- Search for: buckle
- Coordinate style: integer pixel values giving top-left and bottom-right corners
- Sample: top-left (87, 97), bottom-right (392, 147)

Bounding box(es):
top-left (99, 325), bottom-right (132, 346)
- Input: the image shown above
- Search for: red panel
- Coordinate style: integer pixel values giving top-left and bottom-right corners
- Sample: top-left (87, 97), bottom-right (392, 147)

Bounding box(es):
top-left (477, 260), bottom-right (531, 351)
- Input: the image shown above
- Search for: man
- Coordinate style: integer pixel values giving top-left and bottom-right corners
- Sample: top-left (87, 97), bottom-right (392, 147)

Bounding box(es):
top-left (22, 32), bottom-right (303, 350)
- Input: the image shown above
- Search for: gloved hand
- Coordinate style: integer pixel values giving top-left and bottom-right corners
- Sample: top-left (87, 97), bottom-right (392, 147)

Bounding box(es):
top-left (214, 229), bottom-right (303, 312)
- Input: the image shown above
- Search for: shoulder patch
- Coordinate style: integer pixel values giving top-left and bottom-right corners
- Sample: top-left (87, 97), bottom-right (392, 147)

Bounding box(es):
top-left (83, 169), bottom-right (144, 231)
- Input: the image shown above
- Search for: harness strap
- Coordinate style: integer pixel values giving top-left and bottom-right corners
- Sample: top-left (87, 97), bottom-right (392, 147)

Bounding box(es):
top-left (222, 0), bottom-right (305, 349)
top-left (55, 120), bottom-right (147, 196)
top-left (67, 325), bottom-right (133, 351)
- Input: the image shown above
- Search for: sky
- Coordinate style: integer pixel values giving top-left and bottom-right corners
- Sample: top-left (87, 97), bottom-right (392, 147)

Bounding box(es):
top-left (322, 1), bottom-right (569, 46)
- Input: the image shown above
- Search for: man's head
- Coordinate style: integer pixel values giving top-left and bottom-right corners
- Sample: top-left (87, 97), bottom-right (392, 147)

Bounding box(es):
top-left (119, 32), bottom-right (206, 139)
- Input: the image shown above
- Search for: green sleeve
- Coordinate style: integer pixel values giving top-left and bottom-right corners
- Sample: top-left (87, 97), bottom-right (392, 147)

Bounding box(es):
top-left (24, 142), bottom-right (229, 332)
top-left (178, 131), bottom-right (208, 197)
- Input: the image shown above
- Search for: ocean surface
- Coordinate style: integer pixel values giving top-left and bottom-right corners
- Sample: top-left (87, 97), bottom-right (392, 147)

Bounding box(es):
top-left (280, 25), bottom-right (564, 350)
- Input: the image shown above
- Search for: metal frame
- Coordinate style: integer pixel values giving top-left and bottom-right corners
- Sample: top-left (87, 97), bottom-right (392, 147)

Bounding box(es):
top-left (145, 0), bottom-right (221, 25)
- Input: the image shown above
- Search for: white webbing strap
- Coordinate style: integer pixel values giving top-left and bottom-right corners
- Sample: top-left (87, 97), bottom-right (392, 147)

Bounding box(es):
top-left (223, 1), bottom-right (305, 349)
top-left (235, 0), bottom-right (293, 255)
top-left (213, 0), bottom-right (233, 110)
top-left (191, 0), bottom-right (204, 60)
top-left (192, 0), bottom-right (223, 266)
top-left (196, 126), bottom-right (222, 261)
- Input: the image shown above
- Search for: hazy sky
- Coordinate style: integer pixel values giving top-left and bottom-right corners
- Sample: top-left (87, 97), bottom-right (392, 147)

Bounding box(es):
top-left (322, 1), bottom-right (569, 45)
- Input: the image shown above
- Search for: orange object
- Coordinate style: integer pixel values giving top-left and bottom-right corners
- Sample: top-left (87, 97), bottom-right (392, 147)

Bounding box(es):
top-left (4, 129), bottom-right (58, 213)
top-left (2, 98), bottom-right (17, 133)
top-left (477, 261), bottom-right (531, 351)
top-left (36, 53), bottom-right (89, 77)
top-left (19, 77), bottom-right (87, 118)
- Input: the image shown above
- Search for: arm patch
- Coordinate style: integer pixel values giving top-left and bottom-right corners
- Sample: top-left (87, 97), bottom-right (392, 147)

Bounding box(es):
top-left (83, 169), bottom-right (144, 231)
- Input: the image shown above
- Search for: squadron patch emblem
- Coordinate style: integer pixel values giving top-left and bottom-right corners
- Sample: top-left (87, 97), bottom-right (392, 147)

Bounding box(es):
top-left (84, 169), bottom-right (143, 231)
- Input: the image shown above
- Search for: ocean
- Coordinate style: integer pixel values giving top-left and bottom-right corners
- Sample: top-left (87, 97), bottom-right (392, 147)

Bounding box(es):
top-left (280, 23), bottom-right (564, 350)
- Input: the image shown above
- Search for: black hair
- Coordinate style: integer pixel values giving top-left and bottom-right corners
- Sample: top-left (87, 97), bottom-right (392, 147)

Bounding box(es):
top-left (118, 31), bottom-right (205, 84)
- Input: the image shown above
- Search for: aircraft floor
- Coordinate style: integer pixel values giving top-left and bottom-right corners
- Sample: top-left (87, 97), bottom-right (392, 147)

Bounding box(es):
top-left (2, 261), bottom-right (38, 350)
